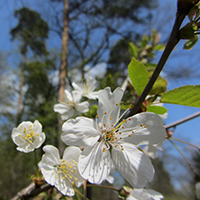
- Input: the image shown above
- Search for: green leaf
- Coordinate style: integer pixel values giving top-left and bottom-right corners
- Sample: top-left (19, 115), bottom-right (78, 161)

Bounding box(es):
top-left (129, 42), bottom-right (138, 58)
top-left (140, 35), bottom-right (149, 47)
top-left (161, 85), bottom-right (200, 107)
top-left (183, 35), bottom-right (199, 50)
top-left (153, 44), bottom-right (166, 51)
top-left (146, 105), bottom-right (168, 115)
top-left (145, 63), bottom-right (157, 69)
top-left (150, 77), bottom-right (168, 95)
top-left (128, 57), bottom-right (149, 96)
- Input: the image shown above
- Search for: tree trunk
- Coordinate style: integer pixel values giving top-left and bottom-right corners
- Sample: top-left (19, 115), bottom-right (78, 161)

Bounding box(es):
top-left (57, 0), bottom-right (69, 153)
top-left (16, 68), bottom-right (24, 125)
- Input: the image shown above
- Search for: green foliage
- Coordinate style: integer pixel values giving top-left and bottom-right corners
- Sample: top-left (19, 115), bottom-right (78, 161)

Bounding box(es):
top-left (161, 85), bottom-right (200, 107)
top-left (129, 42), bottom-right (138, 58)
top-left (10, 7), bottom-right (49, 55)
top-left (128, 58), bottom-right (149, 96)
top-left (146, 105), bottom-right (168, 115)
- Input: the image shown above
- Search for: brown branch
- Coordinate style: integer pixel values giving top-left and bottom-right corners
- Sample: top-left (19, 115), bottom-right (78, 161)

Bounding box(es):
top-left (165, 110), bottom-right (200, 129)
top-left (127, 10), bottom-right (186, 117)
top-left (11, 183), bottom-right (52, 200)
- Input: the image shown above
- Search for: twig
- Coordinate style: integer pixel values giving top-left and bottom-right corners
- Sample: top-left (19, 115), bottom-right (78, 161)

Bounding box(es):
top-left (171, 137), bottom-right (200, 150)
top-left (84, 179), bottom-right (87, 200)
top-left (11, 183), bottom-right (52, 200)
top-left (127, 11), bottom-right (186, 117)
top-left (168, 138), bottom-right (199, 179)
top-left (164, 110), bottom-right (200, 129)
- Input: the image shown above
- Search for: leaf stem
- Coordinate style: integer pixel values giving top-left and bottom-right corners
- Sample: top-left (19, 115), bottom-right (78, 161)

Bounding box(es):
top-left (34, 150), bottom-right (38, 171)
top-left (128, 11), bottom-right (186, 117)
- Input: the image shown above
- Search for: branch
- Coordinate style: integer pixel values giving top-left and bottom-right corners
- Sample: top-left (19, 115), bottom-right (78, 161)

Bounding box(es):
top-left (11, 183), bottom-right (52, 200)
top-left (127, 10), bottom-right (186, 117)
top-left (164, 110), bottom-right (200, 129)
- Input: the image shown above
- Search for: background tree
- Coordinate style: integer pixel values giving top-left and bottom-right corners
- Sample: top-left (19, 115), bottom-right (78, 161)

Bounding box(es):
top-left (10, 7), bottom-right (49, 125)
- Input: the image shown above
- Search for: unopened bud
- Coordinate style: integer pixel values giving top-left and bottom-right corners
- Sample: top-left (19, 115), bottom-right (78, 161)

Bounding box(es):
top-left (179, 22), bottom-right (198, 39)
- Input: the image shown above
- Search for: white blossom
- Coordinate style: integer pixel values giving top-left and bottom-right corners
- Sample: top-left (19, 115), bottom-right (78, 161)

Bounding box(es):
top-left (72, 77), bottom-right (100, 99)
top-left (11, 120), bottom-right (45, 153)
top-left (54, 89), bottom-right (89, 120)
top-left (40, 145), bottom-right (84, 196)
top-left (62, 87), bottom-right (166, 187)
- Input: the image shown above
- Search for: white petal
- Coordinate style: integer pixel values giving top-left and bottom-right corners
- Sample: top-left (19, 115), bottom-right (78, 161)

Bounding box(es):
top-left (61, 117), bottom-right (100, 146)
top-left (123, 112), bottom-right (166, 145)
top-left (78, 142), bottom-right (113, 184)
top-left (128, 188), bottom-right (152, 200)
top-left (112, 142), bottom-right (154, 188)
top-left (62, 146), bottom-right (84, 187)
top-left (33, 120), bottom-right (42, 131)
top-left (146, 189), bottom-right (163, 200)
top-left (64, 90), bottom-right (73, 102)
top-left (42, 145), bottom-right (60, 166)
top-left (75, 101), bottom-right (89, 113)
top-left (97, 87), bottom-right (123, 127)
top-left (33, 132), bottom-right (46, 149)
top-left (72, 82), bottom-right (82, 92)
top-left (86, 77), bottom-right (96, 92)
top-left (72, 90), bottom-right (82, 102)
top-left (54, 103), bottom-right (70, 114)
top-left (84, 91), bottom-right (100, 99)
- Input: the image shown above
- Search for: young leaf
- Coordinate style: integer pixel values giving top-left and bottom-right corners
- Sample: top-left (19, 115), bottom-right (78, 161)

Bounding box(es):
top-left (128, 58), bottom-right (149, 96)
top-left (161, 85), bottom-right (200, 107)
top-left (183, 35), bottom-right (199, 50)
top-left (146, 105), bottom-right (168, 115)
top-left (129, 42), bottom-right (138, 58)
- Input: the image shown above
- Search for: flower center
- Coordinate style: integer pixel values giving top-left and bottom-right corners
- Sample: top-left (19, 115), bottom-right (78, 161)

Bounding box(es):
top-left (53, 160), bottom-right (79, 184)
top-left (18, 124), bottom-right (38, 143)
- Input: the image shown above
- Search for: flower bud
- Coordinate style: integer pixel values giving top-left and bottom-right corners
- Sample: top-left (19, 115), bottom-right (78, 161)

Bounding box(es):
top-left (179, 22), bottom-right (198, 39)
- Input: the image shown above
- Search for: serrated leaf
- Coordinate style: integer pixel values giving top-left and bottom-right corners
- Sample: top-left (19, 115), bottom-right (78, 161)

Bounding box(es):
top-left (128, 57), bottom-right (149, 96)
top-left (161, 85), bottom-right (200, 107)
top-left (129, 42), bottom-right (138, 58)
top-left (146, 105), bottom-right (168, 115)
top-left (183, 35), bottom-right (199, 50)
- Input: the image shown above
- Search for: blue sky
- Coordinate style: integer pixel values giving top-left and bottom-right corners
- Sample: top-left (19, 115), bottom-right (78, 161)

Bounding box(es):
top-left (0, 0), bottom-right (200, 189)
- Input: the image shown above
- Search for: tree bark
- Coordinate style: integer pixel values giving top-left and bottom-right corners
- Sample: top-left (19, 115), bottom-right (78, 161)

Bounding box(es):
top-left (57, 0), bottom-right (69, 153)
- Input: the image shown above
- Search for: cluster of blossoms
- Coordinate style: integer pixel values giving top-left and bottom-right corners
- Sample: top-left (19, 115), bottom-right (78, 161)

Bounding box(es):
top-left (11, 77), bottom-right (166, 199)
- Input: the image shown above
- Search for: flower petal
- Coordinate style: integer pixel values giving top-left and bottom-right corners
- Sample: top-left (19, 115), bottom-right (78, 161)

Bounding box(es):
top-left (123, 112), bottom-right (166, 145)
top-left (75, 101), bottom-right (89, 113)
top-left (78, 142), bottom-right (113, 184)
top-left (128, 188), bottom-right (151, 200)
top-left (62, 146), bottom-right (84, 187)
top-left (61, 117), bottom-right (100, 147)
top-left (64, 90), bottom-right (73, 102)
top-left (112, 142), bottom-right (154, 188)
top-left (54, 103), bottom-right (71, 114)
top-left (42, 145), bottom-right (60, 166)
top-left (97, 87), bottom-right (123, 127)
